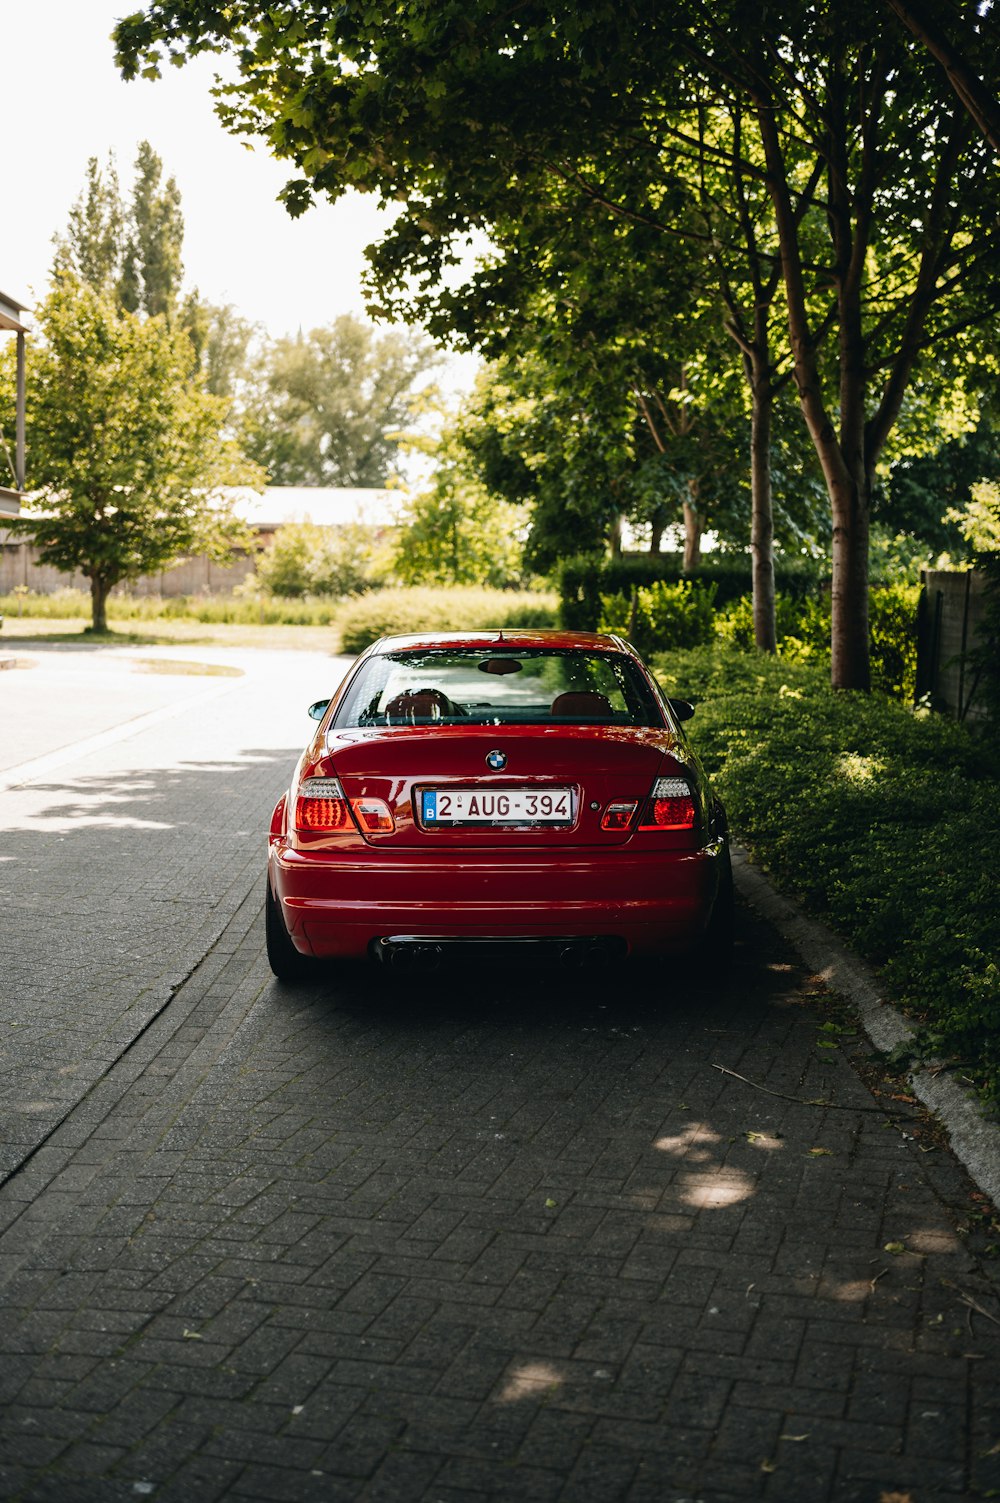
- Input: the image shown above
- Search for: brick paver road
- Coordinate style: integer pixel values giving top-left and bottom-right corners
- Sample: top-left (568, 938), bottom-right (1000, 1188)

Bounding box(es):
top-left (1, 644), bottom-right (998, 1502)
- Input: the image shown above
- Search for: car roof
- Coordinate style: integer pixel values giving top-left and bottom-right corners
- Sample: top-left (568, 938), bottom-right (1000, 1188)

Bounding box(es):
top-left (372, 629), bottom-right (633, 655)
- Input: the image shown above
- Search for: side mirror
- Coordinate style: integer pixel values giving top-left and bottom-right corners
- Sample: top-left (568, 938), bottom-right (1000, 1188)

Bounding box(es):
top-left (308, 699), bottom-right (330, 721)
top-left (668, 697), bottom-right (695, 722)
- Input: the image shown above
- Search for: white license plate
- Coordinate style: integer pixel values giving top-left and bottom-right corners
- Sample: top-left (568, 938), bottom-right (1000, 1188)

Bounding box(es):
top-left (421, 787), bottom-right (573, 825)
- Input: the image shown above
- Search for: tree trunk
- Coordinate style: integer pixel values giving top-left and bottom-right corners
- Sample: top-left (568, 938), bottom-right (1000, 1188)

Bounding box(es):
top-left (748, 355), bottom-right (777, 652)
top-left (829, 465), bottom-right (872, 692)
top-left (609, 514), bottom-right (624, 557)
top-left (755, 99), bottom-right (871, 689)
top-left (718, 106), bottom-right (783, 656)
top-left (649, 503), bottom-right (668, 553)
top-left (89, 576), bottom-right (110, 633)
top-left (683, 489), bottom-right (702, 572)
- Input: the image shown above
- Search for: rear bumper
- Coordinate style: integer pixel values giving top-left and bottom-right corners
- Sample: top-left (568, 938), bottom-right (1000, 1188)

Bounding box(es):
top-left (373, 933), bottom-right (627, 970)
top-left (268, 841), bottom-right (727, 960)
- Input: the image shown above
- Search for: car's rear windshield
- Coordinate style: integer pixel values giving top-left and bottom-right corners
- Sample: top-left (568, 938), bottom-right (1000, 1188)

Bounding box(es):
top-left (335, 648), bottom-right (665, 728)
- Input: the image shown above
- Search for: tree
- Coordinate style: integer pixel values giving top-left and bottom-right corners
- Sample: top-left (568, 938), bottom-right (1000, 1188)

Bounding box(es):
top-left (682, 102), bottom-right (811, 648)
top-left (120, 140), bottom-right (185, 318)
top-left (255, 519), bottom-right (374, 596)
top-left (115, 0), bottom-right (1000, 687)
top-left (393, 414), bottom-right (528, 588)
top-left (884, 0), bottom-right (1000, 154)
top-left (240, 315), bottom-right (439, 486)
top-left (882, 414), bottom-right (1000, 555)
top-left (359, 77), bottom-right (799, 636)
top-left (0, 275), bottom-right (262, 630)
top-left (946, 480), bottom-right (1000, 556)
top-left (424, 197), bottom-right (828, 574)
top-left (114, 3), bottom-right (798, 645)
top-left (54, 155), bottom-right (124, 296)
top-left (182, 295), bottom-right (259, 398)
top-left (54, 142), bottom-right (186, 320)
top-left (461, 351), bottom-right (750, 573)
top-left (689, 2), bottom-right (999, 687)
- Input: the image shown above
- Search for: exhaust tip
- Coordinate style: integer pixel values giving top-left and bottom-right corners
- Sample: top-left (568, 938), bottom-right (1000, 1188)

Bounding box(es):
top-left (377, 940), bottom-right (444, 972)
top-left (559, 942), bottom-right (611, 971)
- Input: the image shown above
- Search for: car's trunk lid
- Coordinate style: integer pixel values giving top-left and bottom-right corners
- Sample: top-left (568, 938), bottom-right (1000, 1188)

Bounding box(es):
top-left (315, 724), bottom-right (687, 848)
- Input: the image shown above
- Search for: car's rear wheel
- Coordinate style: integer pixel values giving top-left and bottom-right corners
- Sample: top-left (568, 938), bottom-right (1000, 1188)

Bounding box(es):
top-left (690, 850), bottom-right (735, 977)
top-left (265, 881), bottom-right (318, 982)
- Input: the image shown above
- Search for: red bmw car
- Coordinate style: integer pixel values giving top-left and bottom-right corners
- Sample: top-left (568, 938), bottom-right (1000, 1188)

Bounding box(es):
top-left (266, 630), bottom-right (733, 979)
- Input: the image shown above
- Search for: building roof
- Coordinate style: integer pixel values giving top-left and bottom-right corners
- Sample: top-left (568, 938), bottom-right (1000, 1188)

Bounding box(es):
top-left (230, 485), bottom-right (398, 530)
top-left (0, 290), bottom-right (29, 334)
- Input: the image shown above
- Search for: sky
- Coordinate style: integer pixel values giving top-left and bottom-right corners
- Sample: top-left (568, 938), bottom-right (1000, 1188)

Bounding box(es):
top-left (5, 0), bottom-right (474, 384)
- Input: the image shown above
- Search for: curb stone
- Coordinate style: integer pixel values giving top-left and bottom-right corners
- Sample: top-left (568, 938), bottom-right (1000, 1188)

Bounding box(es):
top-left (732, 843), bottom-right (1000, 1210)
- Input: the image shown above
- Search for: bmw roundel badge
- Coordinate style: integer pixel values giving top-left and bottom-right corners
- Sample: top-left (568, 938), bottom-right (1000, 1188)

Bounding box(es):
top-left (486, 749), bottom-right (507, 771)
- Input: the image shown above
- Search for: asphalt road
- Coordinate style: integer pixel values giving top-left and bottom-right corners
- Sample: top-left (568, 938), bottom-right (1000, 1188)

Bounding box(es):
top-left (0, 642), bottom-right (998, 1503)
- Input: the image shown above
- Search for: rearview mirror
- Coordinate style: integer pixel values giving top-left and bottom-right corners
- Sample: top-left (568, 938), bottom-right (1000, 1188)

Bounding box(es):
top-left (668, 698), bottom-right (695, 722)
top-left (308, 699), bottom-right (330, 721)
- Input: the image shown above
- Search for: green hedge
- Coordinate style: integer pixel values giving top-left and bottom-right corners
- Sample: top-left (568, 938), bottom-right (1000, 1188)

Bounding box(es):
top-left (558, 553), bottom-right (825, 630)
top-left (599, 579), bottom-right (719, 653)
top-left (713, 581), bottom-right (920, 699)
top-left (595, 573), bottom-right (920, 701)
top-left (652, 643), bottom-right (1000, 1101)
top-left (333, 586), bottom-right (559, 654)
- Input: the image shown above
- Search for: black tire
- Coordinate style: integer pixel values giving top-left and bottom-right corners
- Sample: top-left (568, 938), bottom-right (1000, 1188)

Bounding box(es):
top-left (265, 881), bottom-right (318, 982)
top-left (691, 848), bottom-right (735, 977)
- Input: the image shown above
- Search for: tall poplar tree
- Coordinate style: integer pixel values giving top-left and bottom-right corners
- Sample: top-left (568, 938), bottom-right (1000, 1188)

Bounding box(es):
top-left (54, 142), bottom-right (185, 319)
top-left (120, 140), bottom-right (185, 318)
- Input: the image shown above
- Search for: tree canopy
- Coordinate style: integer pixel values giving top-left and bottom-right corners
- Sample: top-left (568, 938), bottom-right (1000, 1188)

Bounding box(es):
top-left (114, 0), bottom-right (1000, 686)
top-left (239, 315), bottom-right (439, 486)
top-left (55, 141), bottom-right (186, 320)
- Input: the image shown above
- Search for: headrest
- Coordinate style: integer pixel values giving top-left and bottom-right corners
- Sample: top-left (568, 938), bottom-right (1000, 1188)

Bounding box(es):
top-left (550, 691), bottom-right (614, 720)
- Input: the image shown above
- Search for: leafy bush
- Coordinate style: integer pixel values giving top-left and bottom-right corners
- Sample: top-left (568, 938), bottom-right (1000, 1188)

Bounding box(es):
top-left (869, 581), bottom-right (920, 700)
top-left (334, 586), bottom-right (558, 654)
top-left (713, 581), bottom-right (919, 699)
top-left (599, 579), bottom-right (718, 652)
top-left (714, 592), bottom-right (829, 657)
top-left (652, 642), bottom-right (1000, 1101)
top-left (971, 552), bottom-right (1000, 725)
top-left (255, 521), bottom-right (373, 598)
top-left (558, 552), bottom-right (824, 630)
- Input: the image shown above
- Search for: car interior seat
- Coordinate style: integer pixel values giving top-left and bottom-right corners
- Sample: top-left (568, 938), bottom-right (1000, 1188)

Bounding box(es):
top-left (549, 690), bottom-right (615, 720)
top-left (384, 688), bottom-right (454, 722)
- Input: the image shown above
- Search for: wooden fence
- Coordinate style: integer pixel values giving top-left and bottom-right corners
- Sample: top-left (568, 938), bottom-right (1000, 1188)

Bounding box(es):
top-left (915, 568), bottom-right (989, 720)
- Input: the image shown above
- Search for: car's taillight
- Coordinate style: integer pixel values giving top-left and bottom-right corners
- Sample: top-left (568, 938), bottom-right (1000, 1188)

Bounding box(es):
top-left (350, 797), bottom-right (395, 833)
top-left (601, 800), bottom-right (638, 831)
top-left (295, 777), bottom-right (352, 831)
top-left (638, 777), bottom-right (696, 830)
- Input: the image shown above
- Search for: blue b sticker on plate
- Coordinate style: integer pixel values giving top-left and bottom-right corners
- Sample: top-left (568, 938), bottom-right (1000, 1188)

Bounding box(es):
top-left (422, 791), bottom-right (437, 821)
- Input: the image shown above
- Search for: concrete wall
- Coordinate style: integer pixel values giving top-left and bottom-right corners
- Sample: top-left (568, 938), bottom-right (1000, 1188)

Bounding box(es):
top-left (915, 568), bottom-right (988, 721)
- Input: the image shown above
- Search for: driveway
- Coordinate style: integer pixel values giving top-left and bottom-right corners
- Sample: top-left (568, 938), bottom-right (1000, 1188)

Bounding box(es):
top-left (0, 642), bottom-right (997, 1502)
